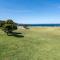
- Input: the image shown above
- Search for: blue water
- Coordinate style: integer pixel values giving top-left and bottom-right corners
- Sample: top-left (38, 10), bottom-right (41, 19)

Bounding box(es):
top-left (29, 24), bottom-right (60, 27)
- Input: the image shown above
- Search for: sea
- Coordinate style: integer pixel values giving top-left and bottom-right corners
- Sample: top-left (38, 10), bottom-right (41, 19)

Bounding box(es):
top-left (29, 24), bottom-right (60, 27)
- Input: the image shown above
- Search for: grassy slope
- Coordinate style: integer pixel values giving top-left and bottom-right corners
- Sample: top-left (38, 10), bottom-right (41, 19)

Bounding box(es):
top-left (0, 27), bottom-right (60, 60)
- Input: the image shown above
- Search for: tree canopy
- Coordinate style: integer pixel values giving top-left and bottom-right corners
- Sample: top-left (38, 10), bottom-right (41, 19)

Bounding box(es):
top-left (0, 19), bottom-right (17, 35)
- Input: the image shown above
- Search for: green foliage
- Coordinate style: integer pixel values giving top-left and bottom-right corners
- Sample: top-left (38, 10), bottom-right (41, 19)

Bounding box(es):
top-left (2, 19), bottom-right (17, 33)
top-left (0, 21), bottom-right (5, 27)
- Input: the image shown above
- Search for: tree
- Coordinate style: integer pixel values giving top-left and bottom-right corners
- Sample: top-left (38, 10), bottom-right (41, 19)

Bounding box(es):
top-left (2, 19), bottom-right (17, 35)
top-left (0, 20), bottom-right (5, 27)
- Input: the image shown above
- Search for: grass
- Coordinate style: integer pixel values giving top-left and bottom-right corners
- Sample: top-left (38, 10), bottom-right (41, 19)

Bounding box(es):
top-left (0, 27), bottom-right (60, 60)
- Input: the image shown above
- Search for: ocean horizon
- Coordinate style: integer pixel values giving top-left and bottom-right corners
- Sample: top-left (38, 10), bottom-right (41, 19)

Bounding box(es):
top-left (24, 24), bottom-right (60, 27)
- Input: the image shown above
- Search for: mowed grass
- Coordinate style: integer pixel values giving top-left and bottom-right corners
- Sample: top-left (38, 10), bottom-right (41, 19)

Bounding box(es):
top-left (0, 27), bottom-right (60, 60)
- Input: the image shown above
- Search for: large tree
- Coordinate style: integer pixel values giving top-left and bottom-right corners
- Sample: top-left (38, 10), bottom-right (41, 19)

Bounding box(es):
top-left (2, 19), bottom-right (17, 35)
top-left (0, 20), bottom-right (5, 27)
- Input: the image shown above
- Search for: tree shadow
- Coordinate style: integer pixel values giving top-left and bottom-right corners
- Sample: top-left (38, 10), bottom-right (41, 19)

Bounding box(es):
top-left (8, 32), bottom-right (24, 38)
top-left (12, 32), bottom-right (22, 35)
top-left (13, 34), bottom-right (24, 38)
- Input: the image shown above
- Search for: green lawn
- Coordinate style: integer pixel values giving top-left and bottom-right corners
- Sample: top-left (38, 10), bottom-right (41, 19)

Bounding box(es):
top-left (0, 27), bottom-right (60, 60)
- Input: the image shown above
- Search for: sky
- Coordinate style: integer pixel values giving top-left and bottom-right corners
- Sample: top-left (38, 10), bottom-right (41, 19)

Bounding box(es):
top-left (0, 0), bottom-right (60, 24)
